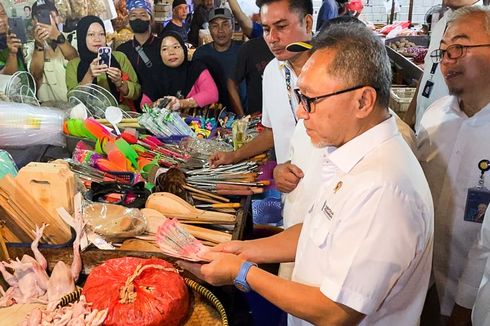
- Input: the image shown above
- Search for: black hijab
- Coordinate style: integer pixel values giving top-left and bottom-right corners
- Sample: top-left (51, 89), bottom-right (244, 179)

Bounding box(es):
top-left (146, 31), bottom-right (207, 102)
top-left (76, 16), bottom-right (122, 99)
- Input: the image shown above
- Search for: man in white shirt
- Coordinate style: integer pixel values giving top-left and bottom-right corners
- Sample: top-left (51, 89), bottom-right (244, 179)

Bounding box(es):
top-left (179, 22), bottom-right (434, 325)
top-left (472, 208), bottom-right (490, 326)
top-left (403, 0), bottom-right (483, 130)
top-left (416, 6), bottom-right (490, 325)
top-left (209, 0), bottom-right (313, 166)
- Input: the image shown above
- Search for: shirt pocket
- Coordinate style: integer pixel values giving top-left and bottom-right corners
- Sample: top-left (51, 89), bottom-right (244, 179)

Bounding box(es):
top-left (308, 199), bottom-right (334, 248)
top-left (43, 61), bottom-right (58, 86)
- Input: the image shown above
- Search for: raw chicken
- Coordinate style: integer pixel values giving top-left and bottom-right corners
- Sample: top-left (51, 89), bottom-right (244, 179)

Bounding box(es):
top-left (22, 295), bottom-right (108, 326)
top-left (0, 218), bottom-right (84, 309)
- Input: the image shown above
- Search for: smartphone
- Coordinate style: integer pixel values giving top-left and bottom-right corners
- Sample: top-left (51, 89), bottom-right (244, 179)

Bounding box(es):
top-left (8, 17), bottom-right (27, 44)
top-left (98, 46), bottom-right (112, 67)
top-left (36, 9), bottom-right (51, 25)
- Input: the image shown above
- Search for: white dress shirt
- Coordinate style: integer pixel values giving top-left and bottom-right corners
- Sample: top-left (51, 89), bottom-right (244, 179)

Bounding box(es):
top-left (417, 95), bottom-right (490, 315)
top-left (472, 208), bottom-right (490, 326)
top-left (290, 116), bottom-right (434, 326)
top-left (261, 58), bottom-right (299, 164)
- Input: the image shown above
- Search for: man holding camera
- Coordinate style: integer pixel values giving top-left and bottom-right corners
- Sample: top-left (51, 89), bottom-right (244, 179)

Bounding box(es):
top-left (29, 0), bottom-right (77, 103)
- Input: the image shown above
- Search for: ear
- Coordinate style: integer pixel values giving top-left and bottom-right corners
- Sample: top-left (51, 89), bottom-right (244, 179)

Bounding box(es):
top-left (304, 14), bottom-right (313, 35)
top-left (354, 86), bottom-right (377, 119)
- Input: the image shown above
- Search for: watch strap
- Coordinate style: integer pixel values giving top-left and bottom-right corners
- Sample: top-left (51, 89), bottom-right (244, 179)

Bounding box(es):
top-left (234, 261), bottom-right (257, 292)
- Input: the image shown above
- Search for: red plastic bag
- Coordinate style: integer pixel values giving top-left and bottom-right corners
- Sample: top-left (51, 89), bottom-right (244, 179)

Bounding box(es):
top-left (83, 257), bottom-right (189, 326)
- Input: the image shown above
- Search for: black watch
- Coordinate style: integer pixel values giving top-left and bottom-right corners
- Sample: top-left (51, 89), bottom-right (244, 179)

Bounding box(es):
top-left (55, 33), bottom-right (66, 44)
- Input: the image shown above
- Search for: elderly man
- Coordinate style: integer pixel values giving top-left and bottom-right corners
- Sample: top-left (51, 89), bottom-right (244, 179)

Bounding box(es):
top-left (193, 7), bottom-right (244, 110)
top-left (404, 0), bottom-right (483, 130)
top-left (29, 0), bottom-right (78, 103)
top-left (162, 0), bottom-right (189, 43)
top-left (180, 22), bottom-right (434, 325)
top-left (0, 2), bottom-right (25, 74)
top-left (209, 0), bottom-right (313, 167)
top-left (417, 6), bottom-right (490, 325)
top-left (117, 0), bottom-right (161, 109)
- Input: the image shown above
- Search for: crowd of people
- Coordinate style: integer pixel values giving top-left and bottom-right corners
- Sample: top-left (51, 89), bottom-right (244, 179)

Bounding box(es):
top-left (2, 0), bottom-right (490, 325)
top-left (0, 0), bottom-right (274, 114)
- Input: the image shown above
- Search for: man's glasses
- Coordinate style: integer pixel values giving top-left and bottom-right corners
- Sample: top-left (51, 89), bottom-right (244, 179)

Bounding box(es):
top-left (430, 43), bottom-right (490, 63)
top-left (294, 85), bottom-right (369, 113)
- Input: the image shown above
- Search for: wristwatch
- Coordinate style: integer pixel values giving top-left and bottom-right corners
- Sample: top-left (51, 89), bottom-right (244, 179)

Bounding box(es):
top-left (233, 261), bottom-right (257, 292)
top-left (54, 33), bottom-right (66, 44)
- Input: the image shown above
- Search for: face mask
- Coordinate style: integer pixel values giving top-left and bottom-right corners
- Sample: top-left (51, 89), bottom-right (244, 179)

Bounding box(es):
top-left (129, 19), bottom-right (150, 34)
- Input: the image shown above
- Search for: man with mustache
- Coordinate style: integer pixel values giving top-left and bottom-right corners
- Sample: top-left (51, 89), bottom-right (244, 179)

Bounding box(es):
top-left (181, 21), bottom-right (433, 325)
top-left (209, 0), bottom-right (313, 168)
top-left (417, 6), bottom-right (490, 325)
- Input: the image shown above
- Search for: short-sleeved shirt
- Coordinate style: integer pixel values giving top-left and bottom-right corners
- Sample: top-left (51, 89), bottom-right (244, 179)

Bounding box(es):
top-left (291, 116), bottom-right (433, 325)
top-left (261, 58), bottom-right (299, 164)
top-left (417, 96), bottom-right (490, 315)
top-left (232, 37), bottom-right (273, 115)
top-left (193, 40), bottom-right (244, 108)
top-left (162, 20), bottom-right (189, 43)
top-left (117, 35), bottom-right (161, 107)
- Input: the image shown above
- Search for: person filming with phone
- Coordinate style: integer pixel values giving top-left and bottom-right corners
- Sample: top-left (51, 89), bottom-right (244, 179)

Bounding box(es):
top-left (29, 0), bottom-right (77, 103)
top-left (66, 16), bottom-right (141, 110)
top-left (0, 2), bottom-right (25, 75)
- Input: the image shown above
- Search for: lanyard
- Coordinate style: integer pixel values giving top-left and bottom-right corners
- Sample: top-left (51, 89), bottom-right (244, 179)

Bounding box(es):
top-left (284, 65), bottom-right (298, 124)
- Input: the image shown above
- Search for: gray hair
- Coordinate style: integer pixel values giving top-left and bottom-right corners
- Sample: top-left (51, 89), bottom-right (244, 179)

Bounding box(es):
top-left (448, 6), bottom-right (490, 32)
top-left (311, 22), bottom-right (392, 109)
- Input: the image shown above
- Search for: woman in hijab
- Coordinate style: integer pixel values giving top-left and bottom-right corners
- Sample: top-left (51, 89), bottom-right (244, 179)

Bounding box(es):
top-left (140, 31), bottom-right (218, 110)
top-left (66, 16), bottom-right (141, 109)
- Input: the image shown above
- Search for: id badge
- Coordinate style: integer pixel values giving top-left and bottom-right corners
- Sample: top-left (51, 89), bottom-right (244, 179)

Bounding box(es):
top-left (422, 80), bottom-right (434, 98)
top-left (463, 187), bottom-right (490, 223)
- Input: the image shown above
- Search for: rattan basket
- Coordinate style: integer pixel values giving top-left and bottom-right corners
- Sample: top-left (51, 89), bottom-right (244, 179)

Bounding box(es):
top-left (58, 278), bottom-right (228, 326)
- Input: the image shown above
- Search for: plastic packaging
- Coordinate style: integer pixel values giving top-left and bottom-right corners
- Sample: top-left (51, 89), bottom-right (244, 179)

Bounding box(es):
top-left (82, 202), bottom-right (147, 240)
top-left (0, 150), bottom-right (18, 179)
top-left (0, 103), bottom-right (66, 147)
top-left (138, 107), bottom-right (195, 138)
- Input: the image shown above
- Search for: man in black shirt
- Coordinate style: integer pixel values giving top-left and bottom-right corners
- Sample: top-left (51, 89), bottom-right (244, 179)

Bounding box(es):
top-left (117, 0), bottom-right (161, 110)
top-left (161, 0), bottom-right (189, 43)
top-left (229, 37), bottom-right (274, 115)
top-left (187, 0), bottom-right (214, 47)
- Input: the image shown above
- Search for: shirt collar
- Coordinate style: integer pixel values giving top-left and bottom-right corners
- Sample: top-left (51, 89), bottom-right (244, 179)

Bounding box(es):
top-left (326, 115), bottom-right (399, 174)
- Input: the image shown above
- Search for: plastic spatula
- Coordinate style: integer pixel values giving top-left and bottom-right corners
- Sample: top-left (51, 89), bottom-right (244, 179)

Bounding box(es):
top-left (105, 106), bottom-right (123, 135)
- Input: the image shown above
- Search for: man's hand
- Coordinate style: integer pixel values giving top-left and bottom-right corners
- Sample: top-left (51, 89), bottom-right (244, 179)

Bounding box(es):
top-left (273, 162), bottom-right (304, 193)
top-left (7, 33), bottom-right (22, 54)
top-left (209, 151), bottom-right (237, 168)
top-left (212, 240), bottom-right (263, 262)
top-left (177, 251), bottom-right (244, 286)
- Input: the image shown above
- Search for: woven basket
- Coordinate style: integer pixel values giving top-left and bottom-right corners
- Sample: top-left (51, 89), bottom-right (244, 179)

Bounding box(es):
top-left (58, 279), bottom-right (228, 326)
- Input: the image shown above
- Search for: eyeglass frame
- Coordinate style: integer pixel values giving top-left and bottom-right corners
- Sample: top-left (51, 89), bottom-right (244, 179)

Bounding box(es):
top-left (294, 85), bottom-right (373, 113)
top-left (430, 43), bottom-right (490, 63)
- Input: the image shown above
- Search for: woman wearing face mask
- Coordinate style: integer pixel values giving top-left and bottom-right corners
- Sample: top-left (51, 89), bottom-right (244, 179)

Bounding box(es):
top-left (140, 31), bottom-right (218, 110)
top-left (66, 16), bottom-right (141, 109)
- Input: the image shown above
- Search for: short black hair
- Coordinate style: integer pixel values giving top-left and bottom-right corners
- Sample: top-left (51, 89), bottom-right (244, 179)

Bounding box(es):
top-left (24, 6), bottom-right (31, 11)
top-left (256, 0), bottom-right (313, 17)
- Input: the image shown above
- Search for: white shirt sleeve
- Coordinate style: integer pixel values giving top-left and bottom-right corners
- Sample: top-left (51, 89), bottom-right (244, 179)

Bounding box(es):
top-left (319, 183), bottom-right (429, 314)
top-left (457, 211), bottom-right (490, 308)
top-left (261, 64), bottom-right (273, 129)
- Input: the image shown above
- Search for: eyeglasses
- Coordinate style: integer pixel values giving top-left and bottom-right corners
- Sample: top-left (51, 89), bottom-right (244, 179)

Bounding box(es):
top-left (294, 85), bottom-right (369, 113)
top-left (430, 43), bottom-right (490, 63)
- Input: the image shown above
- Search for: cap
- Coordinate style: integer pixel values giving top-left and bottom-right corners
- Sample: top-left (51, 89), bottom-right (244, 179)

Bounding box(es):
top-left (32, 0), bottom-right (57, 17)
top-left (172, 0), bottom-right (187, 9)
top-left (126, 0), bottom-right (152, 14)
top-left (208, 7), bottom-right (233, 22)
top-left (285, 41), bottom-right (312, 52)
